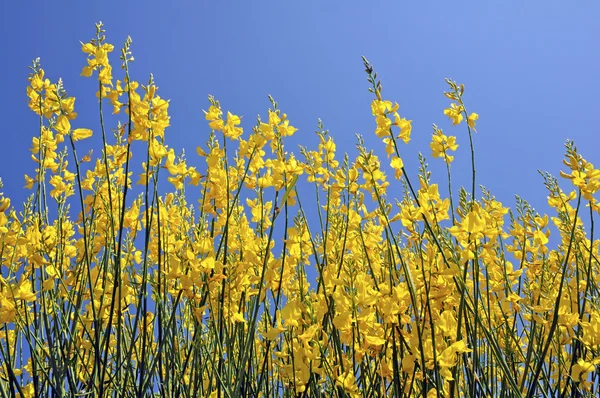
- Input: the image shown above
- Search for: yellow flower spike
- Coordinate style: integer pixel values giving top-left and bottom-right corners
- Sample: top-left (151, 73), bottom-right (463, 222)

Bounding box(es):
top-left (80, 37), bottom-right (114, 83)
top-left (430, 128), bottom-right (460, 165)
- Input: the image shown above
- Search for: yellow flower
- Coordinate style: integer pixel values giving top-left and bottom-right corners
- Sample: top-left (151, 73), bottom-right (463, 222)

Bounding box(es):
top-left (55, 115), bottom-right (71, 135)
top-left (49, 175), bottom-right (68, 199)
top-left (223, 111), bottom-right (243, 139)
top-left (363, 334), bottom-right (386, 346)
top-left (571, 359), bottom-right (595, 383)
top-left (462, 208), bottom-right (486, 234)
top-left (438, 310), bottom-right (458, 339)
top-left (370, 99), bottom-right (396, 116)
top-left (533, 229), bottom-right (549, 245)
top-left (80, 40), bottom-right (114, 84)
top-left (444, 103), bottom-right (464, 125)
top-left (231, 311), bottom-right (246, 323)
top-left (281, 299), bottom-right (302, 328)
top-left (394, 116), bottom-right (412, 144)
top-left (467, 112), bottom-right (479, 131)
top-left (28, 68), bottom-right (48, 92)
top-left (430, 127), bottom-right (459, 163)
top-left (261, 323), bottom-right (286, 341)
top-left (72, 128), bottom-right (93, 142)
top-left (0, 198), bottom-right (10, 213)
top-left (205, 106), bottom-right (221, 120)
top-left (336, 371), bottom-right (358, 394)
top-left (390, 156), bottom-right (403, 179)
top-left (277, 119), bottom-right (297, 137)
top-left (81, 42), bottom-right (96, 54)
top-left (0, 296), bottom-right (16, 325)
top-left (14, 280), bottom-right (37, 302)
top-left (374, 115), bottom-right (392, 138)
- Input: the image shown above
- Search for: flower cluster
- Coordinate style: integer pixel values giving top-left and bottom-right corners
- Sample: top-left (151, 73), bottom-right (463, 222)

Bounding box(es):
top-left (0, 26), bottom-right (598, 398)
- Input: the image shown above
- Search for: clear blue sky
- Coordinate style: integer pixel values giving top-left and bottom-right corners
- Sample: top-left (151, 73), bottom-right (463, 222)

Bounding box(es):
top-left (1, 1), bottom-right (599, 230)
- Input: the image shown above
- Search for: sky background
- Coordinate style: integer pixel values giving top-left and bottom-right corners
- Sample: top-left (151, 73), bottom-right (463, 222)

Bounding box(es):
top-left (1, 1), bottom-right (599, 238)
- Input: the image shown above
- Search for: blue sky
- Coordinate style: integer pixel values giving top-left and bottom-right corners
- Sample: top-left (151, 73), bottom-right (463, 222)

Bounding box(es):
top-left (1, 1), bottom-right (599, 233)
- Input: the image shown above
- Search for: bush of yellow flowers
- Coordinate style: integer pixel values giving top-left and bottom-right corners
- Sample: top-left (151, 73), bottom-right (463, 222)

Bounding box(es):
top-left (1, 22), bottom-right (599, 397)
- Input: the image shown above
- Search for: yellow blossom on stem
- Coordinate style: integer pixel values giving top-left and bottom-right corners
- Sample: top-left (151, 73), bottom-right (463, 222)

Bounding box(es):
top-left (467, 112), bottom-right (479, 131)
top-left (223, 111), bottom-right (243, 140)
top-left (72, 128), bottom-right (93, 142)
top-left (430, 126), bottom-right (459, 163)
top-left (444, 103), bottom-right (464, 125)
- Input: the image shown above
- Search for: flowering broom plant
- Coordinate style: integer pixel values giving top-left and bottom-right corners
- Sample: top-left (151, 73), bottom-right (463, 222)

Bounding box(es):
top-left (1, 22), bottom-right (599, 397)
